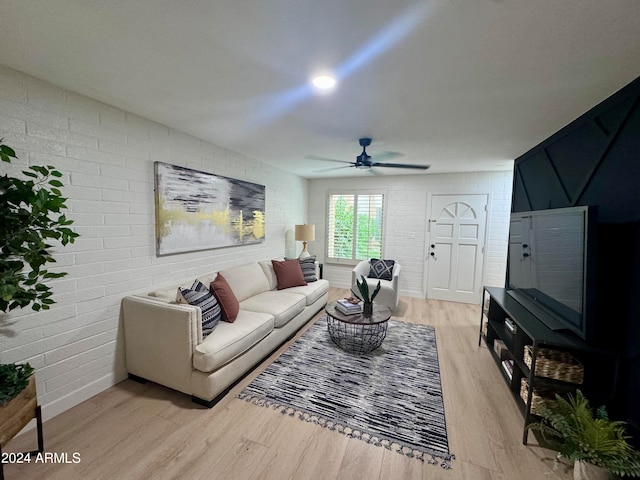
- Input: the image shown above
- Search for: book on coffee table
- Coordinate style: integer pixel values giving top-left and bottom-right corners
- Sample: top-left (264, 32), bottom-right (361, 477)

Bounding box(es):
top-left (336, 299), bottom-right (363, 315)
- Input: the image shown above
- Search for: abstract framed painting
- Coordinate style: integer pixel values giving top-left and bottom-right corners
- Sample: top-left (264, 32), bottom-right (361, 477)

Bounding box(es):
top-left (154, 162), bottom-right (265, 255)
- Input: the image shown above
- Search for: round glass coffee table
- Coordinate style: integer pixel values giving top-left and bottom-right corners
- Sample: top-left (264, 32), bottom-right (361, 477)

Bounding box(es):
top-left (325, 301), bottom-right (391, 354)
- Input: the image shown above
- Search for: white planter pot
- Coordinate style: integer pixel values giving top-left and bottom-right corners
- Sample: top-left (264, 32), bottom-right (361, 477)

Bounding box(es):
top-left (574, 460), bottom-right (610, 480)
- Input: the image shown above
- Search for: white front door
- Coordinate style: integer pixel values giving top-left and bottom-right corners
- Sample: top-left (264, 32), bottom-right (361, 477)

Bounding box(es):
top-left (426, 194), bottom-right (488, 304)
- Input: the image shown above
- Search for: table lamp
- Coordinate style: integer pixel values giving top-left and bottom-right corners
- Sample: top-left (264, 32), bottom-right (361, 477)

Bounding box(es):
top-left (295, 224), bottom-right (315, 258)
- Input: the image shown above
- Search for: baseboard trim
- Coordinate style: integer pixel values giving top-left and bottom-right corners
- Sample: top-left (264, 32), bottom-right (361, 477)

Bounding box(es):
top-left (42, 372), bottom-right (125, 421)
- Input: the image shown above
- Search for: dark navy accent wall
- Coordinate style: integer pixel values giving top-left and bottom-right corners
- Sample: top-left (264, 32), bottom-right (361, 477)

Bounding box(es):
top-left (511, 76), bottom-right (640, 444)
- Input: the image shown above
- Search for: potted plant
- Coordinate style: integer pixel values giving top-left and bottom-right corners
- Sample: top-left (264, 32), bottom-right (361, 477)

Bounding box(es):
top-left (528, 389), bottom-right (640, 479)
top-left (352, 275), bottom-right (381, 316)
top-left (0, 139), bottom-right (78, 442)
top-left (0, 363), bottom-right (37, 449)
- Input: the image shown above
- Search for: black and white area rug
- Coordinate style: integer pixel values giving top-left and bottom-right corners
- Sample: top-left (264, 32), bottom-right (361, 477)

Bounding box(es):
top-left (237, 317), bottom-right (455, 468)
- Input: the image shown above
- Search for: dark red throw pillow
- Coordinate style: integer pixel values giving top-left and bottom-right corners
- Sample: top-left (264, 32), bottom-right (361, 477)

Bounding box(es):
top-left (210, 273), bottom-right (240, 322)
top-left (272, 259), bottom-right (307, 290)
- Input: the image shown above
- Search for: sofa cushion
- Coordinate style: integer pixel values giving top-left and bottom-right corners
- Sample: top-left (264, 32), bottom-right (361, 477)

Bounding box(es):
top-left (298, 256), bottom-right (318, 282)
top-left (368, 258), bottom-right (395, 281)
top-left (176, 280), bottom-right (221, 338)
top-left (149, 278), bottom-right (194, 303)
top-left (258, 260), bottom-right (278, 290)
top-left (286, 256), bottom-right (317, 282)
top-left (211, 274), bottom-right (240, 323)
top-left (219, 263), bottom-right (270, 301)
top-left (149, 286), bottom-right (180, 303)
top-left (272, 259), bottom-right (306, 290)
top-left (258, 258), bottom-right (288, 290)
top-left (240, 291), bottom-right (306, 328)
top-left (285, 279), bottom-right (329, 306)
top-left (193, 310), bottom-right (274, 373)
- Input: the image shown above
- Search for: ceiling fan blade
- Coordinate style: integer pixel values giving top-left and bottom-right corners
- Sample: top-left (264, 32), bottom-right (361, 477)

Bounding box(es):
top-left (305, 155), bottom-right (353, 165)
top-left (314, 165), bottom-right (352, 173)
top-left (371, 162), bottom-right (430, 170)
top-left (370, 151), bottom-right (404, 163)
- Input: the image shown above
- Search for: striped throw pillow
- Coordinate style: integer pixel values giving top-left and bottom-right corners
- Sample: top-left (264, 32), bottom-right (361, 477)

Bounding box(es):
top-left (299, 256), bottom-right (317, 282)
top-left (177, 280), bottom-right (221, 338)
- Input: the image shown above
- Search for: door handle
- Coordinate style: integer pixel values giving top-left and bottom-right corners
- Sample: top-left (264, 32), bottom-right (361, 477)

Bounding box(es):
top-left (430, 252), bottom-right (435, 257)
top-left (430, 244), bottom-right (435, 249)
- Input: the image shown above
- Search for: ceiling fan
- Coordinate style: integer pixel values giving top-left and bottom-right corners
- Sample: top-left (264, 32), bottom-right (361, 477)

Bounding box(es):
top-left (308, 138), bottom-right (430, 171)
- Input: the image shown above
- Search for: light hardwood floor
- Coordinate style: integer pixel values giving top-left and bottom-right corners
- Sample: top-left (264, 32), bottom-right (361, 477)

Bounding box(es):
top-left (5, 288), bottom-right (572, 479)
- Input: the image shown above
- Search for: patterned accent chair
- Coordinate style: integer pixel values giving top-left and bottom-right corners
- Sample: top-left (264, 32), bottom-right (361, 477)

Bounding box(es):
top-left (351, 259), bottom-right (401, 310)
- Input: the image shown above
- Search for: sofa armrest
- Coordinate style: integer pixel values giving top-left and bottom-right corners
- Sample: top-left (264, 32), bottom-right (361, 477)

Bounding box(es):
top-left (122, 296), bottom-right (201, 395)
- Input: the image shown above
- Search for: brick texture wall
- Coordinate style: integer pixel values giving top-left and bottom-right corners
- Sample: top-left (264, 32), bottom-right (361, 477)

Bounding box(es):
top-left (308, 171), bottom-right (513, 297)
top-left (0, 65), bottom-right (308, 419)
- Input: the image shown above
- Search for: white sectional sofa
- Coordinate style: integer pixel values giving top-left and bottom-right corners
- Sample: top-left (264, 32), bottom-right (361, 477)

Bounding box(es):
top-left (122, 259), bottom-right (329, 407)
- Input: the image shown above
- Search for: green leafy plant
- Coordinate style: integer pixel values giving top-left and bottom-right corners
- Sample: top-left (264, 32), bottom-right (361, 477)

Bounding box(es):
top-left (353, 274), bottom-right (381, 304)
top-left (528, 390), bottom-right (640, 477)
top-left (0, 363), bottom-right (34, 404)
top-left (0, 139), bottom-right (79, 312)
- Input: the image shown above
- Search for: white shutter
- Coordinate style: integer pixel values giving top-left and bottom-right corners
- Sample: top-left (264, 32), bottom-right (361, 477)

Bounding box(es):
top-left (327, 194), bottom-right (354, 259)
top-left (355, 194), bottom-right (383, 260)
top-left (327, 193), bottom-right (384, 262)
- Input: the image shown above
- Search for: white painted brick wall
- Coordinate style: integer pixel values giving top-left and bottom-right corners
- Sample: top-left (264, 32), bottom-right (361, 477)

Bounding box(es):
top-left (309, 171), bottom-right (513, 297)
top-left (0, 65), bottom-right (309, 419)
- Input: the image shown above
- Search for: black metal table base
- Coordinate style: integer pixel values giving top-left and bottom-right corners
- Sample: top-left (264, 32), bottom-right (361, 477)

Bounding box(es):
top-left (326, 316), bottom-right (388, 354)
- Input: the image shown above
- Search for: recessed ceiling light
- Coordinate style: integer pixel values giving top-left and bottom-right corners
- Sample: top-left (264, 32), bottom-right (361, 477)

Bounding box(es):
top-left (311, 75), bottom-right (337, 90)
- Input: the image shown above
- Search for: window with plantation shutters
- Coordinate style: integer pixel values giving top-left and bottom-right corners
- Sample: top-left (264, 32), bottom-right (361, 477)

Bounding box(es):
top-left (327, 193), bottom-right (384, 262)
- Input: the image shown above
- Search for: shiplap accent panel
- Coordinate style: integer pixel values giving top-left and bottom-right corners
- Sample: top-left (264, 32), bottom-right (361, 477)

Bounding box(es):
top-left (511, 76), bottom-right (640, 442)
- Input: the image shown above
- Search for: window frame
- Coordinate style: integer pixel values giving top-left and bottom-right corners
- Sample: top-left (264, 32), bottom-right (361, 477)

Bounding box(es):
top-left (325, 189), bottom-right (387, 265)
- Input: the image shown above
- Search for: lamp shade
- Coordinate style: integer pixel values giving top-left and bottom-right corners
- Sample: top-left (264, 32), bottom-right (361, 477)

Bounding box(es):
top-left (295, 224), bottom-right (315, 242)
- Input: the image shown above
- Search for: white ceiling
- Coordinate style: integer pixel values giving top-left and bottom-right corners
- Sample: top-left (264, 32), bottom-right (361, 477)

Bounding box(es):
top-left (0, 0), bottom-right (639, 178)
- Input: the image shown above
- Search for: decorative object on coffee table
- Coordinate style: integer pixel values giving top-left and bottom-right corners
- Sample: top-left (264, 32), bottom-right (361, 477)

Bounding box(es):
top-left (238, 317), bottom-right (454, 467)
top-left (353, 274), bottom-right (381, 316)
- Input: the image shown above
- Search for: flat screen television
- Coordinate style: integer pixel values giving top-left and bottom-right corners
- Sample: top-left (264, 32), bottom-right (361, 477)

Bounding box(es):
top-left (506, 206), bottom-right (597, 341)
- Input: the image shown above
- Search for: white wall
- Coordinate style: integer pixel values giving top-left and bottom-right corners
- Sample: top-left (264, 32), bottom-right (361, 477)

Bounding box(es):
top-left (0, 65), bottom-right (309, 419)
top-left (308, 171), bottom-right (513, 297)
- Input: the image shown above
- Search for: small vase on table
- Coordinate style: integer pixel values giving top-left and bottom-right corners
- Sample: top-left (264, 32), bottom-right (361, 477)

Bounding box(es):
top-left (354, 275), bottom-right (380, 318)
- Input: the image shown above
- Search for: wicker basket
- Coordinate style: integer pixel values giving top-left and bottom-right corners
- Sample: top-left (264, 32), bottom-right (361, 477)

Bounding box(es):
top-left (519, 378), bottom-right (555, 415)
top-left (523, 345), bottom-right (584, 384)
